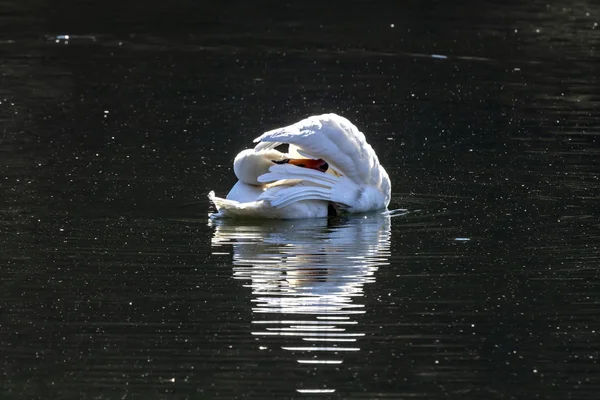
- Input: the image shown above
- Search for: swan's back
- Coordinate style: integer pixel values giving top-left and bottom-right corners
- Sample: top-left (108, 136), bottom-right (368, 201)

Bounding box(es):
top-left (254, 113), bottom-right (391, 205)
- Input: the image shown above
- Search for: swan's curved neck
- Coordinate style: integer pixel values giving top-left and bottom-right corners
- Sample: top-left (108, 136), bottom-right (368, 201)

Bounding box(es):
top-left (233, 149), bottom-right (286, 185)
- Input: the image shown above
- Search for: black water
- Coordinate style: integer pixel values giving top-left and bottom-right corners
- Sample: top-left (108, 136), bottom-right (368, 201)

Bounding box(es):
top-left (2, 1), bottom-right (600, 399)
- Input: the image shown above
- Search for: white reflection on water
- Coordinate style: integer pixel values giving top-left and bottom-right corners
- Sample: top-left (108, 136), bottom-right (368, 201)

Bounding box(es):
top-left (209, 213), bottom-right (392, 392)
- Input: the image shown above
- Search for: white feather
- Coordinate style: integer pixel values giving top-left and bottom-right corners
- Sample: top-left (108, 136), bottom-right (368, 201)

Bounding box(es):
top-left (257, 164), bottom-right (339, 186)
top-left (253, 113), bottom-right (383, 187)
top-left (261, 185), bottom-right (332, 208)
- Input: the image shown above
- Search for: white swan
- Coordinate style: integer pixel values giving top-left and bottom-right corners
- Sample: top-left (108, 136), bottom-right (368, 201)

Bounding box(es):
top-left (208, 113), bottom-right (391, 219)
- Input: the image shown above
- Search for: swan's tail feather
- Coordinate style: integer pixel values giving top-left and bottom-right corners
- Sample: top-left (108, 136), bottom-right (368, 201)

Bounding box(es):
top-left (208, 191), bottom-right (234, 210)
top-left (209, 191), bottom-right (269, 218)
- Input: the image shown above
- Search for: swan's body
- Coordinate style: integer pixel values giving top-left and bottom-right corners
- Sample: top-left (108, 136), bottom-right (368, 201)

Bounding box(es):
top-left (209, 113), bottom-right (391, 219)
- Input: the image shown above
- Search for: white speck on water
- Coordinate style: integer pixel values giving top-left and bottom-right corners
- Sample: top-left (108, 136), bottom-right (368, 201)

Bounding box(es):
top-left (390, 23), bottom-right (395, 28)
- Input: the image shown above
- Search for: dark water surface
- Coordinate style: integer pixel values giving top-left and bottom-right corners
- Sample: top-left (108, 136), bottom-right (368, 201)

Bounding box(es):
top-left (2, 1), bottom-right (600, 399)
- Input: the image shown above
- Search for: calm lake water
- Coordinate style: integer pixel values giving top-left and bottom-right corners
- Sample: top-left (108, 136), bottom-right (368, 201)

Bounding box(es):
top-left (2, 1), bottom-right (599, 399)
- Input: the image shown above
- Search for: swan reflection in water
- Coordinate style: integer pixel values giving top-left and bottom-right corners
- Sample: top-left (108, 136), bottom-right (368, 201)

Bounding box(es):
top-left (209, 212), bottom-right (393, 394)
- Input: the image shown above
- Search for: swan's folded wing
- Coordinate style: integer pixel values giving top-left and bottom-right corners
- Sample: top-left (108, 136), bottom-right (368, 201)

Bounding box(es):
top-left (261, 185), bottom-right (332, 208)
top-left (257, 164), bottom-right (339, 186)
top-left (256, 164), bottom-right (363, 209)
top-left (253, 113), bottom-right (379, 185)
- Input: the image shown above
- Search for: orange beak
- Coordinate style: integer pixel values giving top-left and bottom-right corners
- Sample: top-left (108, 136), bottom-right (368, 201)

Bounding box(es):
top-left (272, 158), bottom-right (329, 172)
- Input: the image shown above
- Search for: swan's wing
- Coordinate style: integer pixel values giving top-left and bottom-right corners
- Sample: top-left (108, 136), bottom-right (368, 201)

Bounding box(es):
top-left (253, 113), bottom-right (383, 186)
top-left (257, 164), bottom-right (380, 211)
top-left (258, 164), bottom-right (339, 186)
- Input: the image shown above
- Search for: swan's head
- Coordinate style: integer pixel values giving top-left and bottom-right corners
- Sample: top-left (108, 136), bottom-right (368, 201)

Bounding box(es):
top-left (234, 148), bottom-right (329, 186)
top-left (272, 158), bottom-right (328, 172)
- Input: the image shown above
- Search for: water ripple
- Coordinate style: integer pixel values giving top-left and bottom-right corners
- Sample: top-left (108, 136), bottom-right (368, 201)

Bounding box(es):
top-left (210, 214), bottom-right (391, 394)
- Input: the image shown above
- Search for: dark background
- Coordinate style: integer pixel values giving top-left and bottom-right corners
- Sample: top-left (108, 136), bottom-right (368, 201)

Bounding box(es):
top-left (2, 1), bottom-right (599, 399)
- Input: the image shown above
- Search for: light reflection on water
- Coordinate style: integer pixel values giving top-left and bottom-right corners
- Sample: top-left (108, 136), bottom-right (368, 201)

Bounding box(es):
top-left (210, 213), bottom-right (393, 394)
